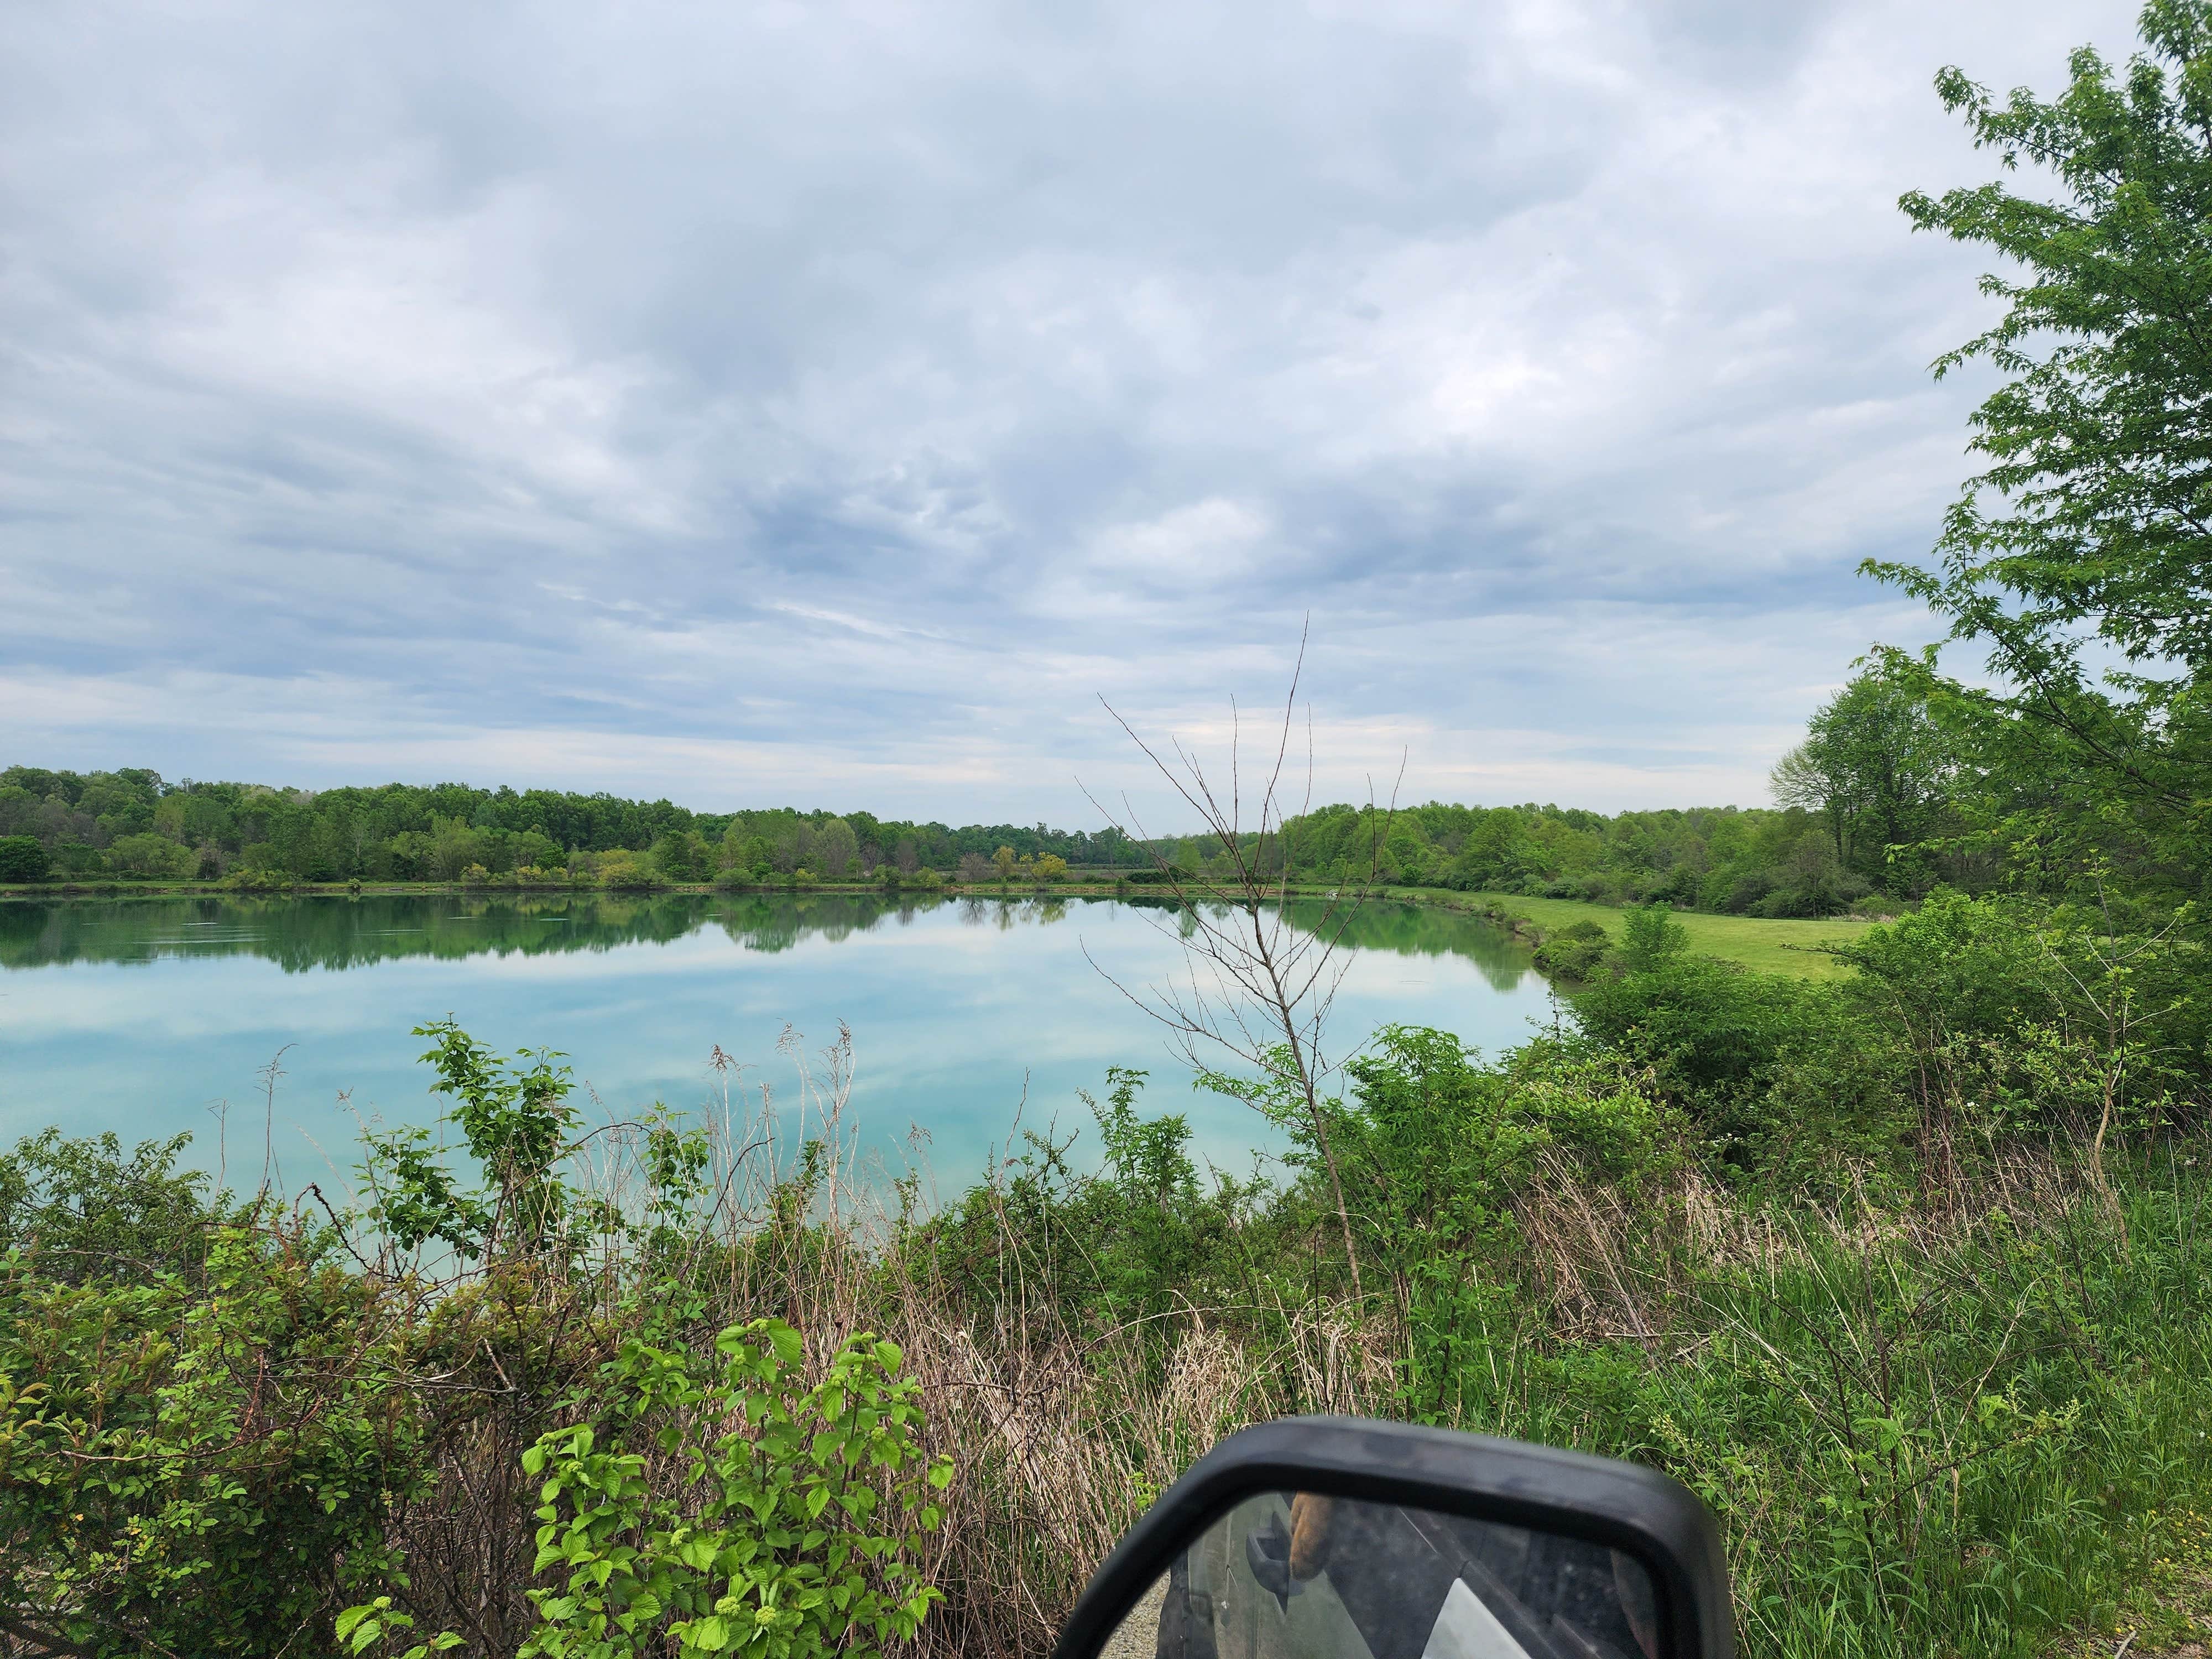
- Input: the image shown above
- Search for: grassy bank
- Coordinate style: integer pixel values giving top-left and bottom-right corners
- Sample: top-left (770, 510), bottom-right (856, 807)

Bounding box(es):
top-left (1447, 887), bottom-right (1874, 978)
top-left (1306, 882), bottom-right (1874, 980)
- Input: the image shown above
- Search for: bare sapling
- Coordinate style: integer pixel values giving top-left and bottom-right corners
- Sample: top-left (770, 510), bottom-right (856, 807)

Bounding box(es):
top-left (1081, 624), bottom-right (1400, 1305)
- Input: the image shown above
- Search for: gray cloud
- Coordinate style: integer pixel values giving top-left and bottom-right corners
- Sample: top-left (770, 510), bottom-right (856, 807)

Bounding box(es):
top-left (0, 0), bottom-right (2146, 818)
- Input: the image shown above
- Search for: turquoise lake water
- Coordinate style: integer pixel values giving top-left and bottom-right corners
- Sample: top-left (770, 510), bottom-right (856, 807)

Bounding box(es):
top-left (0, 893), bottom-right (1555, 1192)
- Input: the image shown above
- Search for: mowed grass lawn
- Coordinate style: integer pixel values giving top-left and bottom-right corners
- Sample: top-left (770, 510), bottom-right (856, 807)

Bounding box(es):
top-left (1385, 886), bottom-right (1877, 979)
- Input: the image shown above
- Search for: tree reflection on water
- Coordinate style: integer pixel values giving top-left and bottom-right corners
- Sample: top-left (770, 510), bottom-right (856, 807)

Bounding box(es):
top-left (0, 892), bottom-right (1535, 991)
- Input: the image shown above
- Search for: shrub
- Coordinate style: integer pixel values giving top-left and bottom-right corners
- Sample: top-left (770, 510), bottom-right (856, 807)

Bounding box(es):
top-left (499, 1320), bottom-right (950, 1659)
top-left (1571, 909), bottom-right (1841, 1168)
top-left (0, 1126), bottom-right (238, 1276)
top-left (596, 852), bottom-right (660, 891)
top-left (1836, 891), bottom-right (2212, 1146)
top-left (0, 834), bottom-right (50, 882)
top-left (104, 832), bottom-right (195, 879)
top-left (0, 1228), bottom-right (416, 1658)
top-left (1532, 919), bottom-right (1611, 979)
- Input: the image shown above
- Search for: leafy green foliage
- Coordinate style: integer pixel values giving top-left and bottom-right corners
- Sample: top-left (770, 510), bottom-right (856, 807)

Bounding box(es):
top-left (511, 1320), bottom-right (949, 1659)
top-left (0, 1126), bottom-right (238, 1277)
top-left (1770, 657), bottom-right (1957, 897)
top-left (920, 1067), bottom-right (1254, 1329)
top-left (359, 1021), bottom-right (582, 1260)
top-left (1531, 919), bottom-right (1610, 978)
top-left (1837, 890), bottom-right (2211, 1143)
top-left (0, 834), bottom-right (51, 882)
top-left (1875, 2), bottom-right (2212, 896)
top-left (337, 1595), bottom-right (463, 1658)
top-left (1571, 919), bottom-right (1833, 1166)
top-left (0, 1228), bottom-right (415, 1658)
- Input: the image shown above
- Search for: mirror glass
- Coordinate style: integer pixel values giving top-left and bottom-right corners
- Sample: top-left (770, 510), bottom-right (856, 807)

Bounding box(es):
top-left (1098, 1491), bottom-right (1659, 1659)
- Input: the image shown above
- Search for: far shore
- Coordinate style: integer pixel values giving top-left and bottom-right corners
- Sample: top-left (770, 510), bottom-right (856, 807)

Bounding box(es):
top-left (0, 875), bottom-right (1878, 980)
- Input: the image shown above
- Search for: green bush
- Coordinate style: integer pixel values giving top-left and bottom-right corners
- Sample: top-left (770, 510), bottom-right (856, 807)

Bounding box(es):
top-left (0, 834), bottom-right (50, 883)
top-left (103, 831), bottom-right (195, 879)
top-left (920, 1067), bottom-right (1252, 1329)
top-left (507, 1320), bottom-right (950, 1659)
top-left (0, 1228), bottom-right (416, 1658)
top-left (0, 1126), bottom-right (240, 1277)
top-left (1569, 909), bottom-right (1838, 1167)
top-left (1532, 919), bottom-right (1611, 978)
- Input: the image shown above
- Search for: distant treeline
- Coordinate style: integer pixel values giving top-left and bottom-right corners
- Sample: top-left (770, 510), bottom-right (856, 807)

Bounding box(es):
top-left (0, 757), bottom-right (1902, 916)
top-left (0, 628), bottom-right (2193, 921)
top-left (0, 696), bottom-right (1990, 919)
top-left (1267, 799), bottom-right (1919, 917)
top-left (0, 768), bottom-right (1145, 886)
top-left (1146, 655), bottom-right (1984, 919)
top-left (1259, 641), bottom-right (2190, 919)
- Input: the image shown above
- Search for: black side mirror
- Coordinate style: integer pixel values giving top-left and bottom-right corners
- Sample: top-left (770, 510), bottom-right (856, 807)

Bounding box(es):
top-left (1055, 1417), bottom-right (1733, 1659)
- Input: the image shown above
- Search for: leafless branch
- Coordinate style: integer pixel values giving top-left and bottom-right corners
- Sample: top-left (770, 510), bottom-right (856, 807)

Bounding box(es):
top-left (1075, 621), bottom-right (1402, 1303)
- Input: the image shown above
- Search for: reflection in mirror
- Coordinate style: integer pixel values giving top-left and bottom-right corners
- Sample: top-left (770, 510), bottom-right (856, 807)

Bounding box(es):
top-left (1099, 1491), bottom-right (1659, 1659)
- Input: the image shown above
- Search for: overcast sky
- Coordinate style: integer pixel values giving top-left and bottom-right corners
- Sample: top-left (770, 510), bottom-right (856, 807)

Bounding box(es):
top-left (1, 0), bottom-right (2146, 825)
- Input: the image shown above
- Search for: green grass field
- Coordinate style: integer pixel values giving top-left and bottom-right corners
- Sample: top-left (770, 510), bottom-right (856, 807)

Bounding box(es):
top-left (1381, 886), bottom-right (1876, 979)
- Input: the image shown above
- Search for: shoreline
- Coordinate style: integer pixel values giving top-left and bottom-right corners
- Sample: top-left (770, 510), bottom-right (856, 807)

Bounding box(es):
top-left (0, 875), bottom-right (1872, 978)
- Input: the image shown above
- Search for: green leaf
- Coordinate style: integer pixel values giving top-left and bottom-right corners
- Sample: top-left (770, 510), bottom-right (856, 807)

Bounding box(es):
top-left (766, 1322), bottom-right (804, 1369)
top-left (336, 1605), bottom-right (377, 1642)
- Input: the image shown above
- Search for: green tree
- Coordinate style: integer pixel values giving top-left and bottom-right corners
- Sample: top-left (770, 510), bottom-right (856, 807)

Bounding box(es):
top-left (1770, 660), bottom-right (1954, 888)
top-left (511, 829), bottom-right (565, 872)
top-left (426, 814), bottom-right (481, 882)
top-left (1875, 1), bottom-right (2212, 893)
top-left (0, 836), bottom-right (49, 882)
top-left (105, 831), bottom-right (196, 880)
top-left (812, 817), bottom-right (859, 880)
top-left (651, 828), bottom-right (715, 883)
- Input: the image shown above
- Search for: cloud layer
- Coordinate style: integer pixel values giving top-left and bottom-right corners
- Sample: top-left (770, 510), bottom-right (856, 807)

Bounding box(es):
top-left (0, 0), bottom-right (2145, 820)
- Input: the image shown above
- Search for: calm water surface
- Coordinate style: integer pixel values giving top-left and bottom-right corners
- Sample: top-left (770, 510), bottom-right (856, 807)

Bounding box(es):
top-left (0, 894), bottom-right (1552, 1188)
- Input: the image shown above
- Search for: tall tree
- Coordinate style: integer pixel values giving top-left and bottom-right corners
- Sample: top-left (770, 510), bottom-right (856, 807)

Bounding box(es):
top-left (811, 817), bottom-right (858, 879)
top-left (1771, 660), bottom-right (1955, 886)
top-left (1873, 0), bottom-right (2212, 894)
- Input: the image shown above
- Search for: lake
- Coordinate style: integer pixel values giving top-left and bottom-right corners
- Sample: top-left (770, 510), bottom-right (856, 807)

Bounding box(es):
top-left (0, 893), bottom-right (1554, 1193)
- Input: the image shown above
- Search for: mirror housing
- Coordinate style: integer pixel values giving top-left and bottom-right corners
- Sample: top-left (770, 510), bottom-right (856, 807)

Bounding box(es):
top-left (1055, 1417), bottom-right (1732, 1659)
